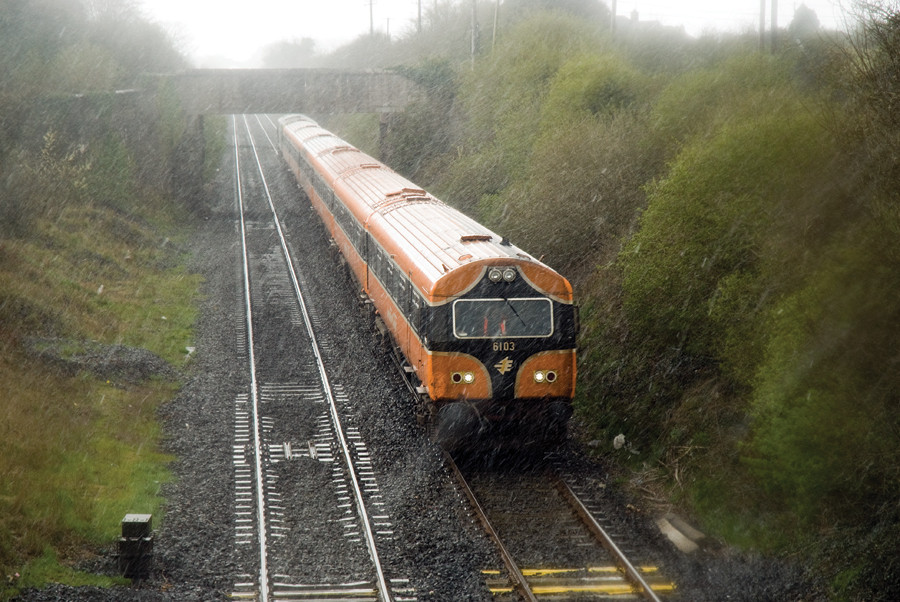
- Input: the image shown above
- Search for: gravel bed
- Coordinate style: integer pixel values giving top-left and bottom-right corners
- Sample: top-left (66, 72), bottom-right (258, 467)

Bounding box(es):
top-left (23, 337), bottom-right (177, 384)
top-left (14, 117), bottom-right (825, 601)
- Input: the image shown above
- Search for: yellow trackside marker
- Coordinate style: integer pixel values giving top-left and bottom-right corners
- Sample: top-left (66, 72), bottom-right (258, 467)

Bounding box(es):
top-left (483, 566), bottom-right (661, 576)
top-left (530, 583), bottom-right (677, 595)
top-left (520, 568), bottom-right (585, 577)
top-left (482, 567), bottom-right (675, 596)
top-left (533, 584), bottom-right (639, 595)
top-left (494, 357), bottom-right (514, 374)
top-left (586, 565), bottom-right (660, 574)
top-left (486, 584), bottom-right (677, 595)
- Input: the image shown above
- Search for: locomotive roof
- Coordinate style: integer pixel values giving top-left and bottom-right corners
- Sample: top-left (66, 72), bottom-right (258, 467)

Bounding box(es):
top-left (282, 115), bottom-right (573, 303)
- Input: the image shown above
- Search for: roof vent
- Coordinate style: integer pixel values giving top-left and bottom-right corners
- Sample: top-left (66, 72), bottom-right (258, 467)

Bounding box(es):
top-left (460, 235), bottom-right (492, 243)
top-left (387, 187), bottom-right (426, 197)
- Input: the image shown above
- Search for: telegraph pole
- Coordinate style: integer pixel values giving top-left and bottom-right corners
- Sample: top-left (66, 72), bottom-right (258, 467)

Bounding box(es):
top-left (759, 0), bottom-right (779, 53)
top-left (770, 0), bottom-right (778, 52)
top-left (611, 0), bottom-right (617, 37)
top-left (492, 0), bottom-right (499, 52)
top-left (759, 0), bottom-right (765, 51)
top-left (470, 0), bottom-right (480, 68)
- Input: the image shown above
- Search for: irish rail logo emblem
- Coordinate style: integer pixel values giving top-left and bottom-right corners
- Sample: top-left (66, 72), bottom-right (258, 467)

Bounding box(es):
top-left (494, 357), bottom-right (514, 375)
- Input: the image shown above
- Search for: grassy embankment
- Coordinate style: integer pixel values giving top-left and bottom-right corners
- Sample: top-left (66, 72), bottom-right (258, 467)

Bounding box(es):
top-left (0, 1), bottom-right (225, 597)
top-left (0, 182), bottom-right (202, 598)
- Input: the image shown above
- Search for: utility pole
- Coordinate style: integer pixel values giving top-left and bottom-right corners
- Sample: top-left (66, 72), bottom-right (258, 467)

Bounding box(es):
top-left (417, 0), bottom-right (422, 34)
top-left (368, 0), bottom-right (374, 36)
top-left (492, 0), bottom-right (499, 52)
top-left (770, 0), bottom-right (778, 52)
top-left (758, 0), bottom-right (779, 53)
top-left (470, 0), bottom-right (480, 68)
top-left (611, 0), bottom-right (617, 38)
top-left (759, 0), bottom-right (765, 51)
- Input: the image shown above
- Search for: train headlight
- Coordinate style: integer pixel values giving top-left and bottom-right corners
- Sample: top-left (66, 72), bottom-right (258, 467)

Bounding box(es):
top-left (533, 370), bottom-right (557, 384)
top-left (502, 268), bottom-right (517, 282)
top-left (488, 268), bottom-right (503, 283)
top-left (452, 371), bottom-right (476, 384)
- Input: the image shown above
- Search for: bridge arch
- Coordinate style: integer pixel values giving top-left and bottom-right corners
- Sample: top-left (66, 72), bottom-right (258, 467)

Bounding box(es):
top-left (154, 69), bottom-right (424, 115)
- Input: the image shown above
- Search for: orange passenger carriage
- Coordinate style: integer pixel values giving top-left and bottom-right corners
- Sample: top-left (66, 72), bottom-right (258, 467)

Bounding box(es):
top-left (279, 115), bottom-right (577, 448)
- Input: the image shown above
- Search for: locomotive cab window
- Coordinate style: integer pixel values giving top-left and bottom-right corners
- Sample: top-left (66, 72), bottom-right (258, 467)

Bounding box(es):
top-left (452, 298), bottom-right (553, 339)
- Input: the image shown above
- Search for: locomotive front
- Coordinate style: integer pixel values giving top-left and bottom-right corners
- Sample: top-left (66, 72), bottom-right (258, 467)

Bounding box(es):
top-left (424, 258), bottom-right (577, 446)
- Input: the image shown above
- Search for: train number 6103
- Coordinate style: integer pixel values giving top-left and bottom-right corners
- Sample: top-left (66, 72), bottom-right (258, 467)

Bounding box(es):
top-left (493, 341), bottom-right (516, 352)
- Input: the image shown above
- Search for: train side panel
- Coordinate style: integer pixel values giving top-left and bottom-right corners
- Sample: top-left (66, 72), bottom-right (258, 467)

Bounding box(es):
top-left (282, 122), bottom-right (434, 393)
top-left (281, 129), bottom-right (336, 235)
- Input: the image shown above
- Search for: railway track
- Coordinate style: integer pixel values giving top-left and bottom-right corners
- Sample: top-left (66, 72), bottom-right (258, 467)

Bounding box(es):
top-left (446, 454), bottom-right (676, 600)
top-left (227, 114), bottom-right (413, 602)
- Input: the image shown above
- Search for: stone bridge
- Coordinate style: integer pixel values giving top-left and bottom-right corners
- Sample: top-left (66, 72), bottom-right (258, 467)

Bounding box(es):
top-left (32, 68), bottom-right (422, 202)
top-left (154, 68), bottom-right (423, 115)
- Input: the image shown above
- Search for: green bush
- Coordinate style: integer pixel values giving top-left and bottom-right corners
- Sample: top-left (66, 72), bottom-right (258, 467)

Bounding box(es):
top-left (380, 59), bottom-right (458, 181)
top-left (621, 99), bottom-right (834, 377)
top-left (443, 13), bottom-right (608, 219)
top-left (575, 52), bottom-right (846, 467)
top-left (441, 23), bottom-right (661, 274)
top-left (541, 52), bottom-right (648, 119)
top-left (495, 109), bottom-right (656, 274)
top-left (650, 53), bottom-right (791, 147)
top-left (746, 216), bottom-right (900, 527)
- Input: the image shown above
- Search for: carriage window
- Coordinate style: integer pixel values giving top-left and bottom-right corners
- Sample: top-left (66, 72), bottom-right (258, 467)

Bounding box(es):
top-left (410, 296), bottom-right (422, 332)
top-left (453, 298), bottom-right (553, 339)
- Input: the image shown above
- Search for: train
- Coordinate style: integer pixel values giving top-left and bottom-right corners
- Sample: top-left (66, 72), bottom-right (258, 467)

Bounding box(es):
top-left (278, 114), bottom-right (577, 448)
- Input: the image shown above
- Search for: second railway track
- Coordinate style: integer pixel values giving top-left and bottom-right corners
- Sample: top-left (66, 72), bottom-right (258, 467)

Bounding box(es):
top-left (446, 454), bottom-right (676, 600)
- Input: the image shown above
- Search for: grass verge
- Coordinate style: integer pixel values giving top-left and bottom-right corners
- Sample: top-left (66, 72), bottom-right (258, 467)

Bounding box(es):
top-left (0, 194), bottom-right (201, 599)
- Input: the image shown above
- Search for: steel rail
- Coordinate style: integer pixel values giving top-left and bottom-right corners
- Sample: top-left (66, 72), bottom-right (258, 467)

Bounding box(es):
top-left (444, 453), bottom-right (538, 602)
top-left (232, 115), bottom-right (271, 602)
top-left (554, 476), bottom-right (663, 602)
top-left (240, 115), bottom-right (394, 602)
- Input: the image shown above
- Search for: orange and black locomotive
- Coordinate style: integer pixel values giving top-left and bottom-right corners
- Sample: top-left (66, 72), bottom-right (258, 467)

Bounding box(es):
top-left (279, 115), bottom-right (577, 447)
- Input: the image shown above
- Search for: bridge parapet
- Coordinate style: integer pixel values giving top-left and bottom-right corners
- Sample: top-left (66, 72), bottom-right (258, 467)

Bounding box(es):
top-left (155, 69), bottom-right (423, 115)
